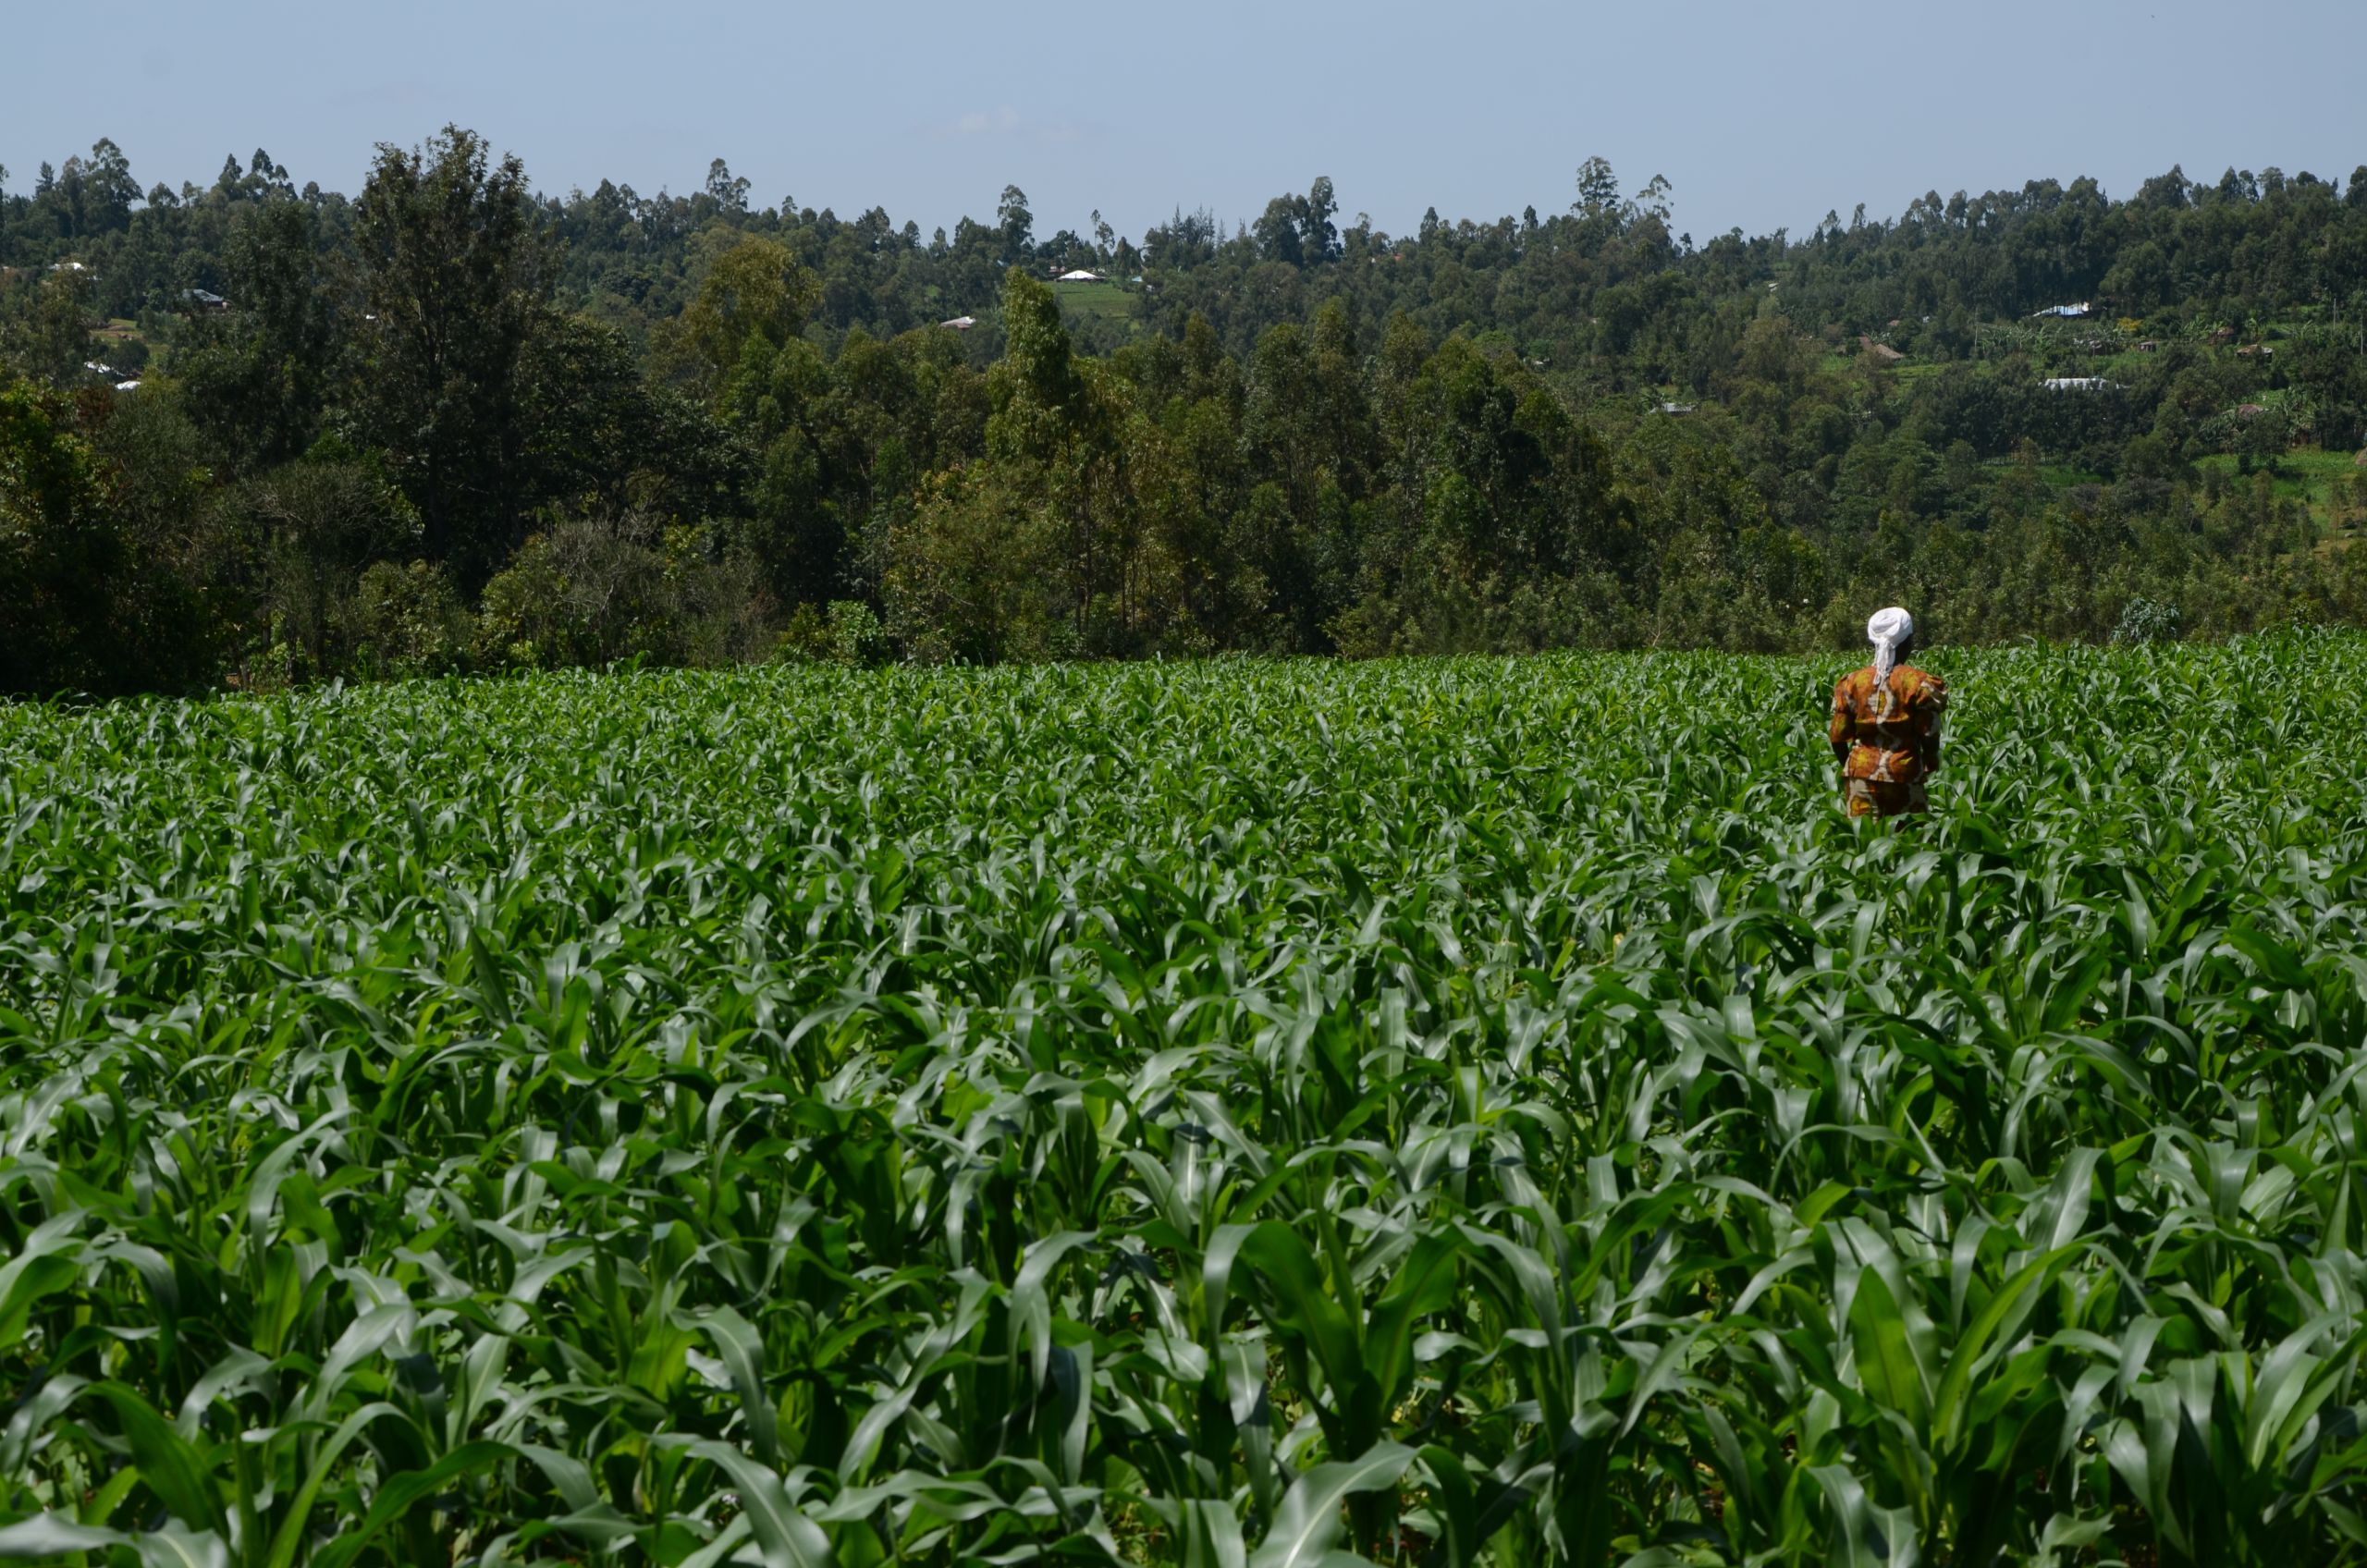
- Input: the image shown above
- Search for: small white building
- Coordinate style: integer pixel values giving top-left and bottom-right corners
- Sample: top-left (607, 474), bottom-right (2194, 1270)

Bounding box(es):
top-left (1054, 269), bottom-right (1104, 283)
top-left (2041, 376), bottom-right (2121, 392)
top-left (2030, 302), bottom-right (2092, 319)
top-left (939, 314), bottom-right (976, 331)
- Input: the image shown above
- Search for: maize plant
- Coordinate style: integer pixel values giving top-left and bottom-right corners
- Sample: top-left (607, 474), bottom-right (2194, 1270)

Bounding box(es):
top-left (3, 631), bottom-right (2367, 1565)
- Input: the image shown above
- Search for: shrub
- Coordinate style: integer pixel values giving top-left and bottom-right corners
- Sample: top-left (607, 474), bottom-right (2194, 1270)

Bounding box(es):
top-left (0, 376), bottom-right (218, 695)
top-left (775, 599), bottom-right (889, 666)
top-left (2112, 594), bottom-right (2183, 644)
top-left (476, 513), bottom-right (775, 671)
top-left (350, 559), bottom-right (472, 676)
top-left (217, 458), bottom-right (423, 681)
top-left (474, 516), bottom-right (674, 669)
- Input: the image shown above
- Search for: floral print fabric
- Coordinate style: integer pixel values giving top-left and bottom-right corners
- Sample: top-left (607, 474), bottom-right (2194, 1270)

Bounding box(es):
top-left (1831, 664), bottom-right (1945, 815)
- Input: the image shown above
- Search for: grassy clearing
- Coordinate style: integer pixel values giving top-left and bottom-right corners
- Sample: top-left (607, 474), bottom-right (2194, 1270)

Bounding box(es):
top-left (5, 637), bottom-right (2367, 1562)
top-left (1980, 447), bottom-right (2367, 533)
top-left (1054, 280), bottom-right (1144, 329)
top-left (1982, 458), bottom-right (2110, 488)
top-left (2197, 447), bottom-right (2367, 532)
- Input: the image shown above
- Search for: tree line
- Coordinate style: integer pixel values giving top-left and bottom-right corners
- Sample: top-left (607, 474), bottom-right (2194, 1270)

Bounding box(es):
top-left (5, 129), bottom-right (2367, 695)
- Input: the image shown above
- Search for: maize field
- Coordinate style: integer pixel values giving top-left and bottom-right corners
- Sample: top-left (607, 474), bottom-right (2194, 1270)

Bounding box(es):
top-left (4, 632), bottom-right (2367, 1566)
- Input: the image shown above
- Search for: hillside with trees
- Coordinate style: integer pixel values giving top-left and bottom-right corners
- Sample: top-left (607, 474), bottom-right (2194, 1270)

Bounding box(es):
top-left (5, 129), bottom-right (2367, 693)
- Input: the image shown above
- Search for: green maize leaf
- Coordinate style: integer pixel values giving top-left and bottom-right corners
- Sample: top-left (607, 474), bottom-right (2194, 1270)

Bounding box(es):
top-left (312, 1439), bottom-right (514, 1568)
top-left (1806, 1465), bottom-right (1918, 1568)
top-left (659, 1437), bottom-right (830, 1568)
top-left (0, 1515), bottom-right (123, 1557)
top-left (1174, 1499), bottom-right (1249, 1568)
top-left (699, 1304), bottom-right (780, 1464)
top-left (0, 1516), bottom-right (228, 1568)
top-left (78, 1383), bottom-right (226, 1539)
top-left (1248, 1440), bottom-right (1415, 1568)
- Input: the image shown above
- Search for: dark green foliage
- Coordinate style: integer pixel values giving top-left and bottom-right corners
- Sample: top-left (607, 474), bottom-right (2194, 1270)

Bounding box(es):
top-left (7, 134), bottom-right (2367, 692)
top-left (0, 381), bottom-right (217, 695)
top-left (172, 196), bottom-right (337, 472)
top-left (349, 558), bottom-right (471, 676)
top-left (347, 126), bottom-right (548, 584)
top-left (472, 514), bottom-right (770, 670)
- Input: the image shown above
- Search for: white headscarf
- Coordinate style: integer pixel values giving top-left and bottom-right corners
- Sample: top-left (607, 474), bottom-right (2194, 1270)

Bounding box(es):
top-left (1867, 606), bottom-right (1914, 687)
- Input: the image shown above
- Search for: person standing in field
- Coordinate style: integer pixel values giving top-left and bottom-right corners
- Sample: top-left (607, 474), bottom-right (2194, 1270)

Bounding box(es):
top-left (1830, 606), bottom-right (1945, 819)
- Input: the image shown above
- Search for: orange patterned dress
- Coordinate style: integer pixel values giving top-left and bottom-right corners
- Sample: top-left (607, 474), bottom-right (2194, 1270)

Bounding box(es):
top-left (1829, 665), bottom-right (1946, 817)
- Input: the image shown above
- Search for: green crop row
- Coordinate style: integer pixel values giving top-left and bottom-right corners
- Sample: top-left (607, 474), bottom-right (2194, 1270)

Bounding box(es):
top-left (3, 633), bottom-right (2366, 1565)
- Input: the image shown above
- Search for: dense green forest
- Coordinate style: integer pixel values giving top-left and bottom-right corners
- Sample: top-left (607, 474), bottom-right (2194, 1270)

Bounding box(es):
top-left (5, 129), bottom-right (2367, 693)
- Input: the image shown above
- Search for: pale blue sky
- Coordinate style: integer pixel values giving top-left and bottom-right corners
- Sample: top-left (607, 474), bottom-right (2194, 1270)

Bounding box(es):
top-left (6, 0), bottom-right (2361, 245)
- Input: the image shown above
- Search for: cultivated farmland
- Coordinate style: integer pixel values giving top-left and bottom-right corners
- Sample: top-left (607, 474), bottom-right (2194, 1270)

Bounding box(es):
top-left (4, 635), bottom-right (2367, 1564)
